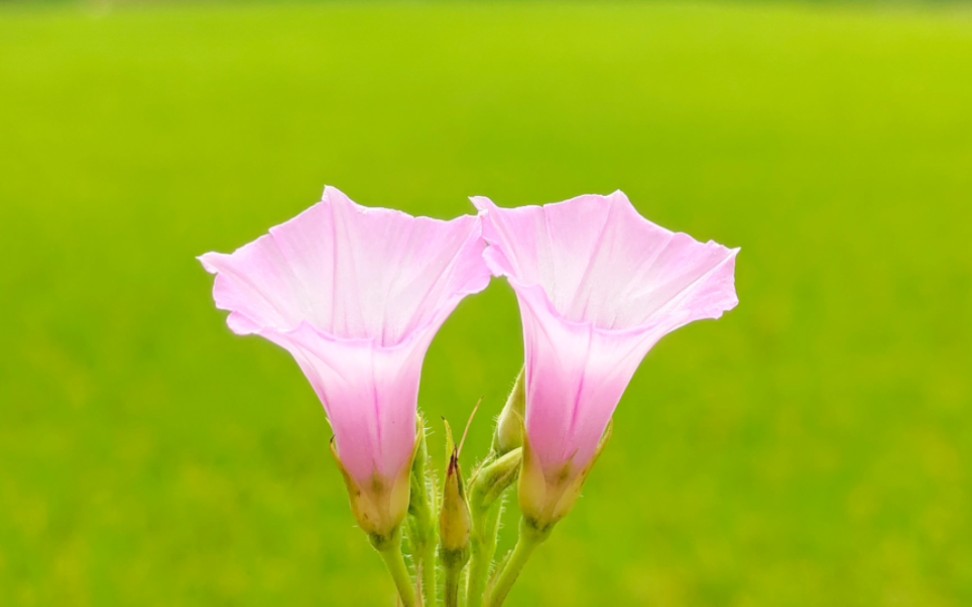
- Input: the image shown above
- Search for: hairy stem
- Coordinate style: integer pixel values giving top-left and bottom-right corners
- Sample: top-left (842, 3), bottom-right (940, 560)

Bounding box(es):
top-left (444, 558), bottom-right (463, 607)
top-left (484, 519), bottom-right (548, 607)
top-left (375, 530), bottom-right (418, 607)
top-left (465, 496), bottom-right (503, 607)
top-left (419, 541), bottom-right (437, 605)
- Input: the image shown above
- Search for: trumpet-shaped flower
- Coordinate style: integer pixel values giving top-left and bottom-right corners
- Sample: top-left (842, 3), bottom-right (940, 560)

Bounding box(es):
top-left (201, 187), bottom-right (490, 538)
top-left (473, 192), bottom-right (738, 528)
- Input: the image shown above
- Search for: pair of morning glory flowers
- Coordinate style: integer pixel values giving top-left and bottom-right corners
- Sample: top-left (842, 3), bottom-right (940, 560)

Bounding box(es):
top-left (200, 187), bottom-right (739, 607)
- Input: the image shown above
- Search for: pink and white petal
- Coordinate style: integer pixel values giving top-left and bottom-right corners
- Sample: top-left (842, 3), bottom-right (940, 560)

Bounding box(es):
top-left (477, 192), bottom-right (739, 477)
top-left (200, 187), bottom-right (492, 490)
top-left (291, 187), bottom-right (489, 344)
top-left (474, 193), bottom-right (738, 332)
top-left (199, 246), bottom-right (308, 336)
top-left (518, 286), bottom-right (659, 477)
top-left (201, 187), bottom-right (491, 346)
top-left (473, 192), bottom-right (647, 327)
top-left (265, 325), bottom-right (430, 484)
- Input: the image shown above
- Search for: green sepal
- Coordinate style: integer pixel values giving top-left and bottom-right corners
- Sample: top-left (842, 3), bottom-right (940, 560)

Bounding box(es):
top-left (519, 420), bottom-right (613, 534)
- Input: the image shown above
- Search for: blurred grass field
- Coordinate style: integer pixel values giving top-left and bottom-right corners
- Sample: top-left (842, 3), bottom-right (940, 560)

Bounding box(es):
top-left (1, 1), bottom-right (971, 605)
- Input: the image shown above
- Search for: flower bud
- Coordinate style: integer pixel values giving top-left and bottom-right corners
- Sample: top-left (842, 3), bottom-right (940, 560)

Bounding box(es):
top-left (439, 451), bottom-right (472, 561)
top-left (469, 446), bottom-right (522, 512)
top-left (492, 369), bottom-right (525, 455)
top-left (439, 422), bottom-right (471, 568)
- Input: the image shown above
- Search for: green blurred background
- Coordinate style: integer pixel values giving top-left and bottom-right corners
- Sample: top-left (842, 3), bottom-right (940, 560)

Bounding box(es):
top-left (1, 1), bottom-right (970, 605)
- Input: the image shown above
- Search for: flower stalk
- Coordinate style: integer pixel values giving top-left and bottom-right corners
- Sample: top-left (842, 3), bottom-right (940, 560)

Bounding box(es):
top-left (465, 495), bottom-right (502, 607)
top-left (484, 518), bottom-right (550, 607)
top-left (464, 375), bottom-right (526, 607)
top-left (372, 527), bottom-right (418, 607)
top-left (465, 448), bottom-right (522, 606)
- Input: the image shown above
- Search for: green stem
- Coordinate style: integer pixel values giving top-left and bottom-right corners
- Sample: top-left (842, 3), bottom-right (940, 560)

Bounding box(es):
top-left (465, 497), bottom-right (503, 607)
top-left (419, 541), bottom-right (437, 606)
top-left (465, 447), bottom-right (521, 607)
top-left (375, 530), bottom-right (418, 607)
top-left (444, 558), bottom-right (463, 607)
top-left (484, 519), bottom-right (548, 607)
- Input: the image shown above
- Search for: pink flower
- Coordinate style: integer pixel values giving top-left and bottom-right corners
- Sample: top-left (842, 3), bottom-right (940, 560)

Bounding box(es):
top-left (201, 186), bottom-right (490, 537)
top-left (473, 192), bottom-right (738, 527)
